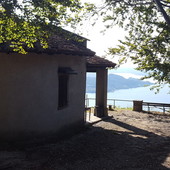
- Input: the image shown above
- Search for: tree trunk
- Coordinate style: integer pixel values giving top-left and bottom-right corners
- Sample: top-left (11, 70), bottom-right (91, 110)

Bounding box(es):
top-left (154, 0), bottom-right (170, 27)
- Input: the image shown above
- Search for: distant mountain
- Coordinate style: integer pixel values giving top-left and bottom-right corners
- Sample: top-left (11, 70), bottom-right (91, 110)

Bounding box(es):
top-left (86, 73), bottom-right (153, 93)
top-left (108, 74), bottom-right (152, 92)
top-left (109, 67), bottom-right (146, 76)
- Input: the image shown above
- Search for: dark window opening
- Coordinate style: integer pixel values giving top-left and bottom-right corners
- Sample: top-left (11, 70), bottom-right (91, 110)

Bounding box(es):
top-left (58, 73), bottom-right (69, 109)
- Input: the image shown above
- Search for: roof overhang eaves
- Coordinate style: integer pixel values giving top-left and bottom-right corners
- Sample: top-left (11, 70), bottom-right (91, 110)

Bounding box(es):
top-left (86, 65), bottom-right (116, 72)
top-left (87, 63), bottom-right (116, 68)
top-left (0, 48), bottom-right (95, 56)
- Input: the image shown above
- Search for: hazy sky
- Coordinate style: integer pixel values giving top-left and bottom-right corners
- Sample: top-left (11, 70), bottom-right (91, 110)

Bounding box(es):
top-left (78, 0), bottom-right (129, 66)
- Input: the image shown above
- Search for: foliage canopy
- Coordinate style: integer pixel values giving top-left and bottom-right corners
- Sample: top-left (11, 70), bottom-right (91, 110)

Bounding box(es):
top-left (0, 0), bottom-right (83, 53)
top-left (84, 0), bottom-right (170, 88)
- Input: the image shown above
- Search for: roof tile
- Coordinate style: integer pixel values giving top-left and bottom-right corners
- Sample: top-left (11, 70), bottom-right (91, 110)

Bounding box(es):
top-left (86, 56), bottom-right (116, 68)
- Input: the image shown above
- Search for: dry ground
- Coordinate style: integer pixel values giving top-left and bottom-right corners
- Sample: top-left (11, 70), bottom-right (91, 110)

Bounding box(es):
top-left (0, 110), bottom-right (170, 170)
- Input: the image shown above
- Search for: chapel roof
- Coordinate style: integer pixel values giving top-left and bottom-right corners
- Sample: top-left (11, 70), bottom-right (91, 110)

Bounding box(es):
top-left (0, 28), bottom-right (95, 56)
top-left (86, 55), bottom-right (116, 70)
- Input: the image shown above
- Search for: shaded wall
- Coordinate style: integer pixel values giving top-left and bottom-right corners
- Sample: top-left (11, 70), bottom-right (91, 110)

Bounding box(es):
top-left (0, 53), bottom-right (86, 139)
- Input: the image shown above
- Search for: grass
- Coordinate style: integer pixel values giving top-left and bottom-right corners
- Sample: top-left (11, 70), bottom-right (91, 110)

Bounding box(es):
top-left (108, 105), bottom-right (133, 111)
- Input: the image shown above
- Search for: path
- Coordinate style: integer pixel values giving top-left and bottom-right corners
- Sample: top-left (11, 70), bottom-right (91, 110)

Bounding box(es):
top-left (0, 110), bottom-right (170, 169)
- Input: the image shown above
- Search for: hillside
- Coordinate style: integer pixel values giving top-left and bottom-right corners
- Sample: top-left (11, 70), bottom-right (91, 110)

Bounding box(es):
top-left (86, 73), bottom-right (152, 93)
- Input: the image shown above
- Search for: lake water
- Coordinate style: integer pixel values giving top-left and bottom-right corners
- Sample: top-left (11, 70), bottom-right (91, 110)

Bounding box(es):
top-left (86, 85), bottom-right (170, 112)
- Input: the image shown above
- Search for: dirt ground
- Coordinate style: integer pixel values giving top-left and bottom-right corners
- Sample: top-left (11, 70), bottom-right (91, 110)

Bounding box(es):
top-left (0, 110), bottom-right (170, 170)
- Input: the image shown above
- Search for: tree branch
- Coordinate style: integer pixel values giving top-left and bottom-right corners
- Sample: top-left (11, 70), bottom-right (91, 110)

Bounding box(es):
top-left (106, 0), bottom-right (153, 7)
top-left (154, 0), bottom-right (170, 27)
top-left (161, 3), bottom-right (170, 8)
top-left (160, 0), bottom-right (170, 4)
top-left (160, 0), bottom-right (170, 7)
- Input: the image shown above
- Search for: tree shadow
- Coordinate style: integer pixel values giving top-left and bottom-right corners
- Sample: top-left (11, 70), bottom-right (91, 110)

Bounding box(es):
top-left (0, 117), bottom-right (170, 170)
top-left (101, 118), bottom-right (170, 169)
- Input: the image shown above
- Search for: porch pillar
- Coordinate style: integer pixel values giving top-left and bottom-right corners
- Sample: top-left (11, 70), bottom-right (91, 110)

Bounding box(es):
top-left (95, 69), bottom-right (108, 117)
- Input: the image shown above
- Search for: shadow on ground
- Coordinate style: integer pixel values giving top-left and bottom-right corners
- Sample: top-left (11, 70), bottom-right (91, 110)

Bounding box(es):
top-left (0, 116), bottom-right (170, 170)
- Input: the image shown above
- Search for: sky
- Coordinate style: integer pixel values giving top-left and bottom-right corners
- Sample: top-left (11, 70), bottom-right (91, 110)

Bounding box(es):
top-left (68, 0), bottom-right (132, 68)
top-left (76, 0), bottom-right (144, 79)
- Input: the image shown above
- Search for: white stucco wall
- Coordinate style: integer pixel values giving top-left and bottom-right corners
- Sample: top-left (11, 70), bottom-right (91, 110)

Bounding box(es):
top-left (0, 53), bottom-right (86, 139)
